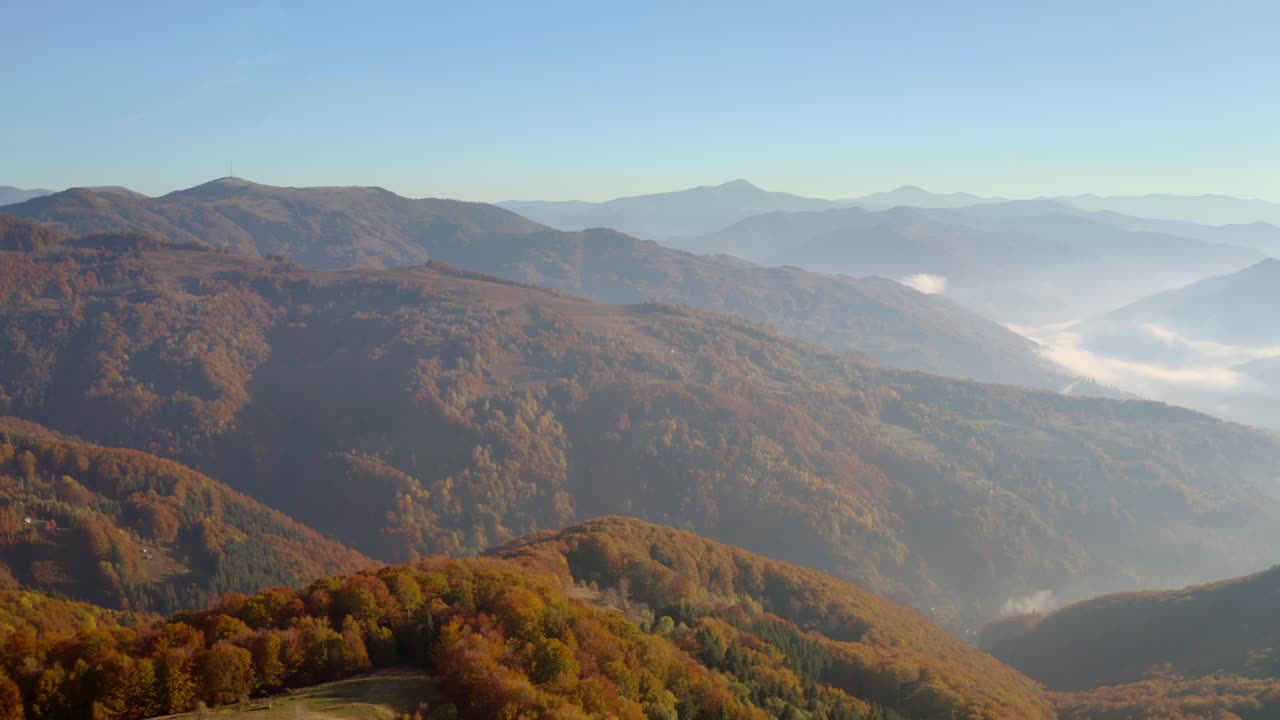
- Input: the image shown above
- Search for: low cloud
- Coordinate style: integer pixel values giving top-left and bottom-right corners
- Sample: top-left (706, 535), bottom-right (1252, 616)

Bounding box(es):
top-left (1009, 322), bottom-right (1252, 392)
top-left (1001, 590), bottom-right (1057, 616)
top-left (1139, 323), bottom-right (1280, 365)
top-left (899, 273), bottom-right (948, 294)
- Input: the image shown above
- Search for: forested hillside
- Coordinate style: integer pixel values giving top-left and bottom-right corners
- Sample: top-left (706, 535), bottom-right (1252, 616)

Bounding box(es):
top-left (0, 518), bottom-right (1055, 720)
top-left (496, 517), bottom-right (1054, 718)
top-left (3, 221), bottom-right (1279, 631)
top-left (0, 418), bottom-right (373, 613)
top-left (981, 566), bottom-right (1280, 718)
top-left (1, 183), bottom-right (1071, 388)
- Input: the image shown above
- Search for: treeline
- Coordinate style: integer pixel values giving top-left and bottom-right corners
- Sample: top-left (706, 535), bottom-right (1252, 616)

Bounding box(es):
top-left (0, 552), bottom-right (942, 720)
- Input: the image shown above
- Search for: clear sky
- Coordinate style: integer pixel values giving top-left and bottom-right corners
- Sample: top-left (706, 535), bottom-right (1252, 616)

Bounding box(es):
top-left (3, 0), bottom-right (1277, 201)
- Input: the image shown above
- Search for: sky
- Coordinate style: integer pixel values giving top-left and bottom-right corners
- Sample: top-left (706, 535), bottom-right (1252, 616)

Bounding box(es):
top-left (3, 0), bottom-right (1278, 202)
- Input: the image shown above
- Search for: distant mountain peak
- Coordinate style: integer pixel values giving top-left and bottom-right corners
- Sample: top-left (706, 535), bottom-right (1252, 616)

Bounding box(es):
top-left (718, 179), bottom-right (759, 190)
top-left (173, 176), bottom-right (270, 199)
top-left (893, 184), bottom-right (927, 193)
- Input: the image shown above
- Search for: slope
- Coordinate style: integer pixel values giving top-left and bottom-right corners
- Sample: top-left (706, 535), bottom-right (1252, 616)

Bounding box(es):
top-left (1076, 258), bottom-right (1280, 353)
top-left (1, 183), bottom-right (1073, 388)
top-left (3, 224), bottom-right (1280, 631)
top-left (494, 516), bottom-right (1055, 719)
top-left (980, 566), bottom-right (1280, 719)
top-left (0, 519), bottom-right (1059, 720)
top-left (1054, 259), bottom-right (1280, 428)
top-left (0, 418), bottom-right (374, 613)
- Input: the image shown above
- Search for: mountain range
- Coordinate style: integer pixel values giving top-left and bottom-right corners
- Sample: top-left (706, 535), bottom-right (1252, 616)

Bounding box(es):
top-left (1, 174), bottom-right (1279, 718)
top-left (500, 179), bottom-right (835, 239)
top-left (497, 179), bottom-right (1280, 243)
top-left (0, 180), bottom-right (1075, 389)
top-left (683, 202), bottom-right (1264, 325)
top-left (4, 218), bottom-right (1280, 634)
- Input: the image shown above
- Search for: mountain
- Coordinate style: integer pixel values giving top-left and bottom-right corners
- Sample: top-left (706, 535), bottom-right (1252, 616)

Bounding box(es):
top-left (1077, 258), bottom-right (1280, 351)
top-left (0, 417), bottom-right (373, 613)
top-left (842, 185), bottom-right (1006, 209)
top-left (0, 187), bottom-right (54, 206)
top-left (686, 203), bottom-right (1263, 325)
top-left (1081, 213), bottom-right (1280, 257)
top-left (499, 179), bottom-right (836, 239)
top-left (4, 224), bottom-right (1280, 632)
top-left (843, 186), bottom-right (1280, 229)
top-left (1057, 191), bottom-right (1280, 227)
top-left (0, 517), bottom-right (1059, 720)
top-left (1050, 259), bottom-right (1280, 428)
top-left (4, 178), bottom-right (545, 269)
top-left (981, 566), bottom-right (1280, 719)
top-left (0, 181), bottom-right (1073, 388)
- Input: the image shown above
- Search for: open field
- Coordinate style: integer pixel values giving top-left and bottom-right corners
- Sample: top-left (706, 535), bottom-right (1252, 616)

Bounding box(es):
top-left (155, 671), bottom-right (437, 720)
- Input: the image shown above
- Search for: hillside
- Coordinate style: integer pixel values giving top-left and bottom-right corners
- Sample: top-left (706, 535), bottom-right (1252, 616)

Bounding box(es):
top-left (1, 183), bottom-right (1073, 388)
top-left (0, 518), bottom-right (1059, 720)
top-left (0, 418), bottom-right (373, 613)
top-left (1077, 258), bottom-right (1280, 352)
top-left (499, 179), bottom-right (836, 239)
top-left (1058, 259), bottom-right (1280, 428)
top-left (495, 517), bottom-right (1055, 718)
top-left (686, 204), bottom-right (1262, 325)
top-left (980, 566), bottom-right (1280, 719)
top-left (3, 226), bottom-right (1280, 632)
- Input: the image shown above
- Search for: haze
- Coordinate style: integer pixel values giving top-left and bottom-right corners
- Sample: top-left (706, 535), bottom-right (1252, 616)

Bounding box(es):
top-left (5, 3), bottom-right (1280, 720)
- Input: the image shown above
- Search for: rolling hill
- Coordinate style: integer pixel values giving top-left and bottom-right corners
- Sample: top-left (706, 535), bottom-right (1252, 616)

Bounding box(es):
top-left (980, 566), bottom-right (1280, 719)
top-left (3, 222), bottom-right (1280, 632)
top-left (0, 182), bottom-right (1074, 388)
top-left (0, 517), bottom-right (1059, 720)
top-left (0, 417), bottom-right (374, 613)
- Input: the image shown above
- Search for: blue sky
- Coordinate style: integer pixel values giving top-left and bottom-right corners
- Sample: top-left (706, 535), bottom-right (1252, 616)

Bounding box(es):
top-left (3, 0), bottom-right (1277, 201)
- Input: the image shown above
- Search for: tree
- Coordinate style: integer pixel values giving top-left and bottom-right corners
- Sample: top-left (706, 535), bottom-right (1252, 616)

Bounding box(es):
top-left (198, 641), bottom-right (255, 706)
top-left (251, 631), bottom-right (286, 692)
top-left (0, 671), bottom-right (22, 720)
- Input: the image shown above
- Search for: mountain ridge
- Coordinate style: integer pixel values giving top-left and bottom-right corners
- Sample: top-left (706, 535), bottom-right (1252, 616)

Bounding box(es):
top-left (3, 225), bottom-right (1280, 632)
top-left (1, 183), bottom-right (1076, 389)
